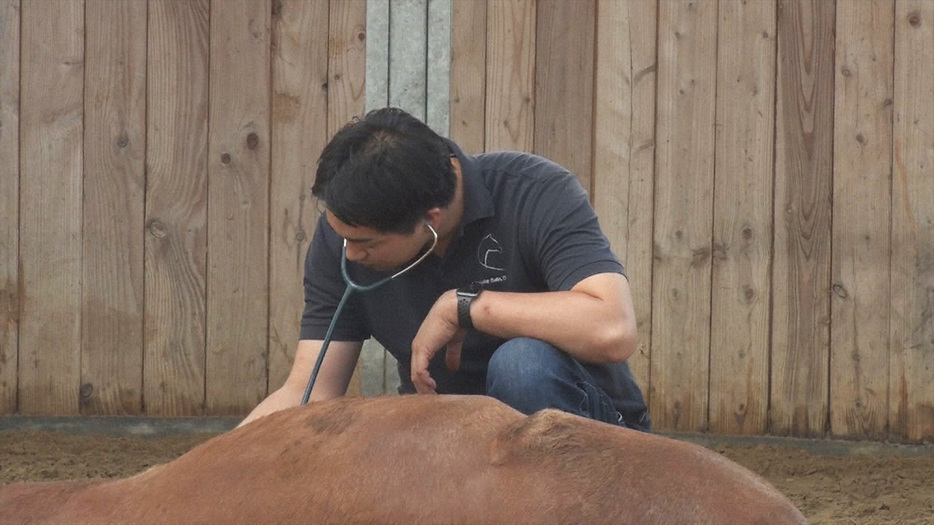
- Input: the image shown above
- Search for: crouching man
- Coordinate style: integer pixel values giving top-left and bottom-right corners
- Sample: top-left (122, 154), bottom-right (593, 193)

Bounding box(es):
top-left (242, 107), bottom-right (650, 432)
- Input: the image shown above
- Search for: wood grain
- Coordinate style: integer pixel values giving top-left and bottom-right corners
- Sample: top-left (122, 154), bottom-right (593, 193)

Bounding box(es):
top-left (485, 0), bottom-right (535, 152)
top-left (709, 0), bottom-right (776, 435)
top-left (771, 0), bottom-right (836, 437)
top-left (19, 0), bottom-right (84, 415)
top-left (269, 0), bottom-right (330, 392)
top-left (81, 0), bottom-right (147, 416)
top-left (592, 0), bottom-right (657, 393)
top-left (650, 0), bottom-right (718, 432)
top-left (450, 0), bottom-right (487, 153)
top-left (206, 0), bottom-right (271, 415)
top-left (0, 0), bottom-right (930, 441)
top-left (328, 0), bottom-right (367, 136)
top-left (533, 0), bottom-right (595, 193)
top-left (830, 0), bottom-right (894, 440)
top-left (145, 0), bottom-right (210, 416)
top-left (0, 0), bottom-right (18, 414)
top-left (328, 0), bottom-right (367, 395)
top-left (891, 0), bottom-right (934, 443)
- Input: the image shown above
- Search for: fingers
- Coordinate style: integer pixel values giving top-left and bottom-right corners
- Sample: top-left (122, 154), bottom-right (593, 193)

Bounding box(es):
top-left (445, 338), bottom-right (463, 372)
top-left (410, 347), bottom-right (438, 394)
top-left (411, 336), bottom-right (465, 393)
top-left (411, 370), bottom-right (437, 394)
top-left (412, 336), bottom-right (465, 393)
top-left (410, 290), bottom-right (463, 394)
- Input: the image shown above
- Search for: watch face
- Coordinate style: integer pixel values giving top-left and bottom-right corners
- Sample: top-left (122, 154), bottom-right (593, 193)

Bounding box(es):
top-left (457, 282), bottom-right (482, 297)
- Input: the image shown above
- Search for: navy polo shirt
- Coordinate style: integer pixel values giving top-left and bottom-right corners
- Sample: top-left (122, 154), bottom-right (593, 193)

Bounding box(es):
top-left (301, 140), bottom-right (648, 426)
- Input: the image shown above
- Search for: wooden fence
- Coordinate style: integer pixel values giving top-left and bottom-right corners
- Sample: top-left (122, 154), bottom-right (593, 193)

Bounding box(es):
top-left (0, 0), bottom-right (930, 443)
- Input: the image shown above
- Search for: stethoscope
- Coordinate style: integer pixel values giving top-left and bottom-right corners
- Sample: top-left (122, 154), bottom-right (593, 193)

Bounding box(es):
top-left (300, 222), bottom-right (439, 405)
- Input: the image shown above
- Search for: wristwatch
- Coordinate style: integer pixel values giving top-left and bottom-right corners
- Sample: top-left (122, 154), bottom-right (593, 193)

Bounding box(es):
top-left (456, 282), bottom-right (483, 330)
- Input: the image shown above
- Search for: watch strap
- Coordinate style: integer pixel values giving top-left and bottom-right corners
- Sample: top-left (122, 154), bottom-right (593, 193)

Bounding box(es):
top-left (456, 284), bottom-right (482, 330)
top-left (457, 293), bottom-right (475, 330)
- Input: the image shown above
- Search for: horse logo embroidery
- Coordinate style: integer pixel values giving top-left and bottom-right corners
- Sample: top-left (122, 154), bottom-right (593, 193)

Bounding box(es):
top-left (478, 233), bottom-right (505, 271)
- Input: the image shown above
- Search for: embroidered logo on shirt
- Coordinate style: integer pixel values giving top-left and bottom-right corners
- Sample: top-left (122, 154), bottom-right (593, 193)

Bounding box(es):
top-left (477, 234), bottom-right (505, 271)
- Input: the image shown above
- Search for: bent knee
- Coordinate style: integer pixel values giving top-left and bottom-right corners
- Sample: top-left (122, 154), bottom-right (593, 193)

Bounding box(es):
top-left (487, 338), bottom-right (561, 382)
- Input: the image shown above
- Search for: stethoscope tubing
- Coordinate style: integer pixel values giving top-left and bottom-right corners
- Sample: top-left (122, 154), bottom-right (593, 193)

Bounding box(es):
top-left (300, 222), bottom-right (438, 405)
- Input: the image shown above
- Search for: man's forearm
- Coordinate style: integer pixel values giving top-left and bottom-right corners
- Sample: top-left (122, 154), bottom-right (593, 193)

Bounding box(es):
top-left (460, 273), bottom-right (637, 364)
top-left (470, 294), bottom-right (635, 364)
top-left (239, 339), bottom-right (363, 427)
top-left (411, 273), bottom-right (637, 394)
top-left (238, 384), bottom-right (303, 428)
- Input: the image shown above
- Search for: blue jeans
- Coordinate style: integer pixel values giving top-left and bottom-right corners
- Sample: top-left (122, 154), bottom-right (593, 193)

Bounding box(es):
top-left (485, 337), bottom-right (626, 427)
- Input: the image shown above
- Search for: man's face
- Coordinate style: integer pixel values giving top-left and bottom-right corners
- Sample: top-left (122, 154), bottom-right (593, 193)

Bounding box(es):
top-left (325, 211), bottom-right (435, 273)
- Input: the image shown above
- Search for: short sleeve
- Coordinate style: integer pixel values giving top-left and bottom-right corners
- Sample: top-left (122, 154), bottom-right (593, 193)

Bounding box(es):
top-left (521, 170), bottom-right (624, 291)
top-left (299, 214), bottom-right (369, 341)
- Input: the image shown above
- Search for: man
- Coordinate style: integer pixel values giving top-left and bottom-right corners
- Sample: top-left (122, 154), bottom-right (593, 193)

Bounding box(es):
top-left (242, 107), bottom-right (650, 431)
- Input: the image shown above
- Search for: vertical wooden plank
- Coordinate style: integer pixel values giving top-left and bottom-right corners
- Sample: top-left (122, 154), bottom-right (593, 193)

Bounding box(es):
top-left (426, 0), bottom-right (450, 135)
top-left (327, 0), bottom-right (366, 134)
top-left (81, 0), bottom-right (147, 416)
top-left (328, 0), bottom-right (367, 395)
top-left (365, 0), bottom-right (389, 111)
top-left (592, 0), bottom-right (657, 392)
top-left (19, 0), bottom-right (84, 415)
top-left (533, 0), bottom-right (595, 192)
top-left (830, 0), bottom-right (894, 440)
top-left (772, 0), bottom-right (836, 437)
top-left (650, 0), bottom-right (718, 432)
top-left (206, 0), bottom-right (271, 415)
top-left (389, 0), bottom-right (428, 120)
top-left (709, 0), bottom-right (776, 435)
top-left (360, 338), bottom-right (386, 396)
top-left (450, 0), bottom-right (486, 153)
top-left (891, 1), bottom-right (934, 443)
top-left (268, 0), bottom-right (330, 392)
top-left (145, 0), bottom-right (210, 416)
top-left (0, 0), bottom-right (19, 414)
top-left (361, 0), bottom-right (390, 395)
top-left (365, 0), bottom-right (433, 395)
top-left (383, 344), bottom-right (402, 395)
top-left (485, 0), bottom-right (534, 152)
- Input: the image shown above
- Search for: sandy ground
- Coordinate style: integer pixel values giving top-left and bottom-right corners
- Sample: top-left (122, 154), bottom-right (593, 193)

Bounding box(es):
top-left (0, 428), bottom-right (931, 525)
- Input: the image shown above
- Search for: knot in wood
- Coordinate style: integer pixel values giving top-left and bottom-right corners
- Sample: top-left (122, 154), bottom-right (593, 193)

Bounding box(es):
top-left (147, 220), bottom-right (168, 239)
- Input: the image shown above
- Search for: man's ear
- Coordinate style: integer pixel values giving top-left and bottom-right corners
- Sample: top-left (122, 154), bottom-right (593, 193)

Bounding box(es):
top-left (424, 208), bottom-right (442, 231)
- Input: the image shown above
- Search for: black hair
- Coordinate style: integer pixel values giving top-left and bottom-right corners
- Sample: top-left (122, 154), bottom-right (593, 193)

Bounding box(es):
top-left (312, 107), bottom-right (457, 234)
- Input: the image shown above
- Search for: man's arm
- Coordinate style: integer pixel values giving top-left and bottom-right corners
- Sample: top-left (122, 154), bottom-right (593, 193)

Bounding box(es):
top-left (411, 272), bottom-right (637, 393)
top-left (239, 339), bottom-right (363, 427)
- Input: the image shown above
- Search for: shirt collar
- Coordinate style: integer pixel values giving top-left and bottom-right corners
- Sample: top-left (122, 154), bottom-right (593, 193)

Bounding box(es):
top-left (444, 138), bottom-right (494, 229)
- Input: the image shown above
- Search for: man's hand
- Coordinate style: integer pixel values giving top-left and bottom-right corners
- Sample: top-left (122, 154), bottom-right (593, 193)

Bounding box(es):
top-left (239, 339), bottom-right (362, 427)
top-left (410, 290), bottom-right (467, 394)
top-left (410, 273), bottom-right (637, 393)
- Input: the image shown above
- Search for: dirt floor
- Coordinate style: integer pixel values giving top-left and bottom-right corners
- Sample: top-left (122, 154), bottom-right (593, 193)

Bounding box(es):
top-left (0, 427), bottom-right (931, 525)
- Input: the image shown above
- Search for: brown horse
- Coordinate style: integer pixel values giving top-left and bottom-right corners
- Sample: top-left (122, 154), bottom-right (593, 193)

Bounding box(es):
top-left (0, 395), bottom-right (808, 525)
